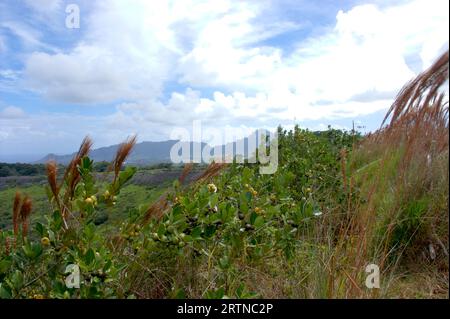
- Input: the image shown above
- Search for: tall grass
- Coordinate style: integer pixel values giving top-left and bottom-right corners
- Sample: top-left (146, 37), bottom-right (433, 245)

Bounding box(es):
top-left (342, 50), bottom-right (449, 297)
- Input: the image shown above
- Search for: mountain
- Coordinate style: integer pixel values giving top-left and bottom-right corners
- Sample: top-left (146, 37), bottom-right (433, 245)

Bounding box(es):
top-left (36, 140), bottom-right (207, 165)
top-left (35, 130), bottom-right (275, 165)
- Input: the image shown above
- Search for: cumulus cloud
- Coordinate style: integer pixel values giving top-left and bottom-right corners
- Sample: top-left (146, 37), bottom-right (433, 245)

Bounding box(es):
top-left (25, 47), bottom-right (137, 103)
top-left (25, 0), bottom-right (446, 112)
top-left (23, 0), bottom-right (182, 103)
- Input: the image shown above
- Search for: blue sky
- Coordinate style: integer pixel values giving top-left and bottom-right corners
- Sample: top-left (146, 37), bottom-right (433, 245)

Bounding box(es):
top-left (0, 0), bottom-right (448, 161)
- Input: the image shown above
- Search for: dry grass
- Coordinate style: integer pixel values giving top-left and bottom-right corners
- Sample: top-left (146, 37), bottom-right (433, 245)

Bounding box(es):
top-left (12, 191), bottom-right (21, 237)
top-left (112, 135), bottom-right (137, 183)
top-left (10, 191), bottom-right (33, 240)
top-left (46, 161), bottom-right (59, 199)
top-left (19, 196), bottom-right (32, 238)
top-left (62, 136), bottom-right (93, 197)
top-left (194, 162), bottom-right (228, 182)
top-left (341, 49), bottom-right (449, 298)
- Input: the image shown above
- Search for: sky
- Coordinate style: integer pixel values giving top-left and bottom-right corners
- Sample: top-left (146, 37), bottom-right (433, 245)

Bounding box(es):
top-left (0, 0), bottom-right (448, 162)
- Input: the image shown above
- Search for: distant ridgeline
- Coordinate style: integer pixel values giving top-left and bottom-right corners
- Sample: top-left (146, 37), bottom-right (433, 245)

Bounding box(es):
top-left (25, 128), bottom-right (354, 167)
top-left (34, 130), bottom-right (280, 166)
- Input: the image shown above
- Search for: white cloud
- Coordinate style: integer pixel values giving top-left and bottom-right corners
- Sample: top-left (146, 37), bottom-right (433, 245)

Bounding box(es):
top-left (22, 0), bottom-right (449, 106)
top-left (174, 0), bottom-right (448, 125)
top-left (25, 47), bottom-right (138, 103)
top-left (23, 0), bottom-right (186, 103)
top-left (0, 106), bottom-right (27, 119)
top-left (1, 0), bottom-right (446, 154)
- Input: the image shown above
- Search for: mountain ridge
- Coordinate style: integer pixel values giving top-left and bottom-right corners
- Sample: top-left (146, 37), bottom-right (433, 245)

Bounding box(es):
top-left (35, 130), bottom-right (273, 165)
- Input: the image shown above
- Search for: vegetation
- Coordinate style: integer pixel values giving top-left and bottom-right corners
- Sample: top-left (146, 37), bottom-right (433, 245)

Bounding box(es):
top-left (0, 161), bottom-right (120, 177)
top-left (0, 163), bottom-right (47, 177)
top-left (0, 51), bottom-right (448, 299)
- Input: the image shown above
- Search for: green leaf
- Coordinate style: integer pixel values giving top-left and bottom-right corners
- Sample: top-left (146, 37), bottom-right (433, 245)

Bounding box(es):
top-left (239, 192), bottom-right (249, 214)
top-left (208, 212), bottom-right (220, 224)
top-left (191, 226), bottom-right (202, 240)
top-left (52, 210), bottom-right (63, 231)
top-left (22, 241), bottom-right (43, 260)
top-left (236, 283), bottom-right (245, 298)
top-left (157, 224), bottom-right (166, 237)
top-left (209, 193), bottom-right (219, 207)
top-left (254, 216), bottom-right (264, 228)
top-left (11, 270), bottom-right (24, 290)
top-left (172, 288), bottom-right (186, 299)
top-left (118, 166), bottom-right (137, 187)
top-left (83, 223), bottom-right (96, 241)
top-left (84, 248), bottom-right (95, 266)
top-left (80, 156), bottom-right (93, 171)
top-left (35, 222), bottom-right (45, 237)
top-left (52, 280), bottom-right (66, 295)
top-left (250, 211), bottom-right (258, 224)
top-left (215, 287), bottom-right (225, 299)
top-left (0, 283), bottom-right (12, 299)
top-left (0, 257), bottom-right (12, 274)
top-left (205, 287), bottom-right (225, 299)
top-left (103, 259), bottom-right (112, 272)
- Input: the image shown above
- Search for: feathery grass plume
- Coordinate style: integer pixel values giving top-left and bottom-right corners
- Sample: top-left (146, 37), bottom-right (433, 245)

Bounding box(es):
top-left (143, 194), bottom-right (169, 222)
top-left (53, 136), bottom-right (93, 228)
top-left (62, 136), bottom-right (93, 198)
top-left (194, 162), bottom-right (228, 182)
top-left (375, 50), bottom-right (449, 174)
top-left (382, 50), bottom-right (449, 130)
top-left (19, 196), bottom-right (32, 238)
top-left (179, 163), bottom-right (194, 185)
top-left (343, 50), bottom-right (449, 297)
top-left (46, 160), bottom-right (59, 199)
top-left (377, 50), bottom-right (449, 155)
top-left (12, 191), bottom-right (22, 237)
top-left (112, 135), bottom-right (137, 183)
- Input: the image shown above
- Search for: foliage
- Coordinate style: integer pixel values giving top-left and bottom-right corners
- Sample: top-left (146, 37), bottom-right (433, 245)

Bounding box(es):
top-left (0, 51), bottom-right (448, 298)
top-left (0, 163), bottom-right (47, 177)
